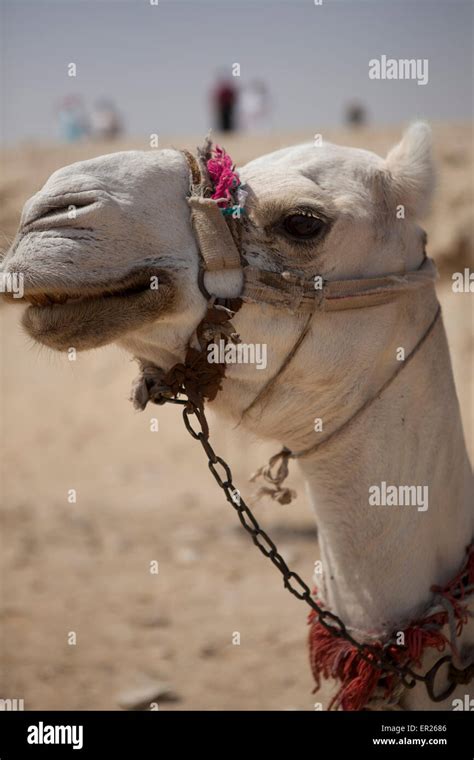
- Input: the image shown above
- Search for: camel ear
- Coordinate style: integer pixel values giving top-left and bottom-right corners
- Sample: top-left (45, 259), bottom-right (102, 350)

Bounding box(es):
top-left (383, 122), bottom-right (435, 218)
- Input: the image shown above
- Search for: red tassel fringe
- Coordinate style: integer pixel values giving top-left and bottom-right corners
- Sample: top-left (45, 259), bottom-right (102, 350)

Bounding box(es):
top-left (308, 542), bottom-right (474, 710)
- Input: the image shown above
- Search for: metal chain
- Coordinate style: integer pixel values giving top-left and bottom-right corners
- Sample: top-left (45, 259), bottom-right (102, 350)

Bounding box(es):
top-left (159, 394), bottom-right (470, 703)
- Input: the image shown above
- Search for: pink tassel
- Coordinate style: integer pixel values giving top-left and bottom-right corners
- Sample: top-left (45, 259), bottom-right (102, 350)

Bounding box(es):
top-left (207, 145), bottom-right (240, 207)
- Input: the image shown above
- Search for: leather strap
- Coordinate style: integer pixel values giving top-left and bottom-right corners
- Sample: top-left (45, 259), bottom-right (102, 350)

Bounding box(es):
top-left (188, 197), bottom-right (241, 272)
top-left (241, 257), bottom-right (437, 314)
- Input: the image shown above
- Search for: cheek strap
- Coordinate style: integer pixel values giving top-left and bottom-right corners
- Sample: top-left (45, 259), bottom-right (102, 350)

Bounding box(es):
top-left (188, 197), bottom-right (241, 273)
top-left (241, 256), bottom-right (438, 313)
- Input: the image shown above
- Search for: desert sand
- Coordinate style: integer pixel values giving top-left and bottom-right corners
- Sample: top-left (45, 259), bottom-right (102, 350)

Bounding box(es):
top-left (1, 125), bottom-right (472, 710)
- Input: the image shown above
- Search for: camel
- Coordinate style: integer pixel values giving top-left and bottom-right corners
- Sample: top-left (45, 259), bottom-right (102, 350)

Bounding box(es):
top-left (2, 124), bottom-right (473, 711)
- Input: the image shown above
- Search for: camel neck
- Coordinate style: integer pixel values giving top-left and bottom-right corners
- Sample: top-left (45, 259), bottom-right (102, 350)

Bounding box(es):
top-left (298, 311), bottom-right (473, 637)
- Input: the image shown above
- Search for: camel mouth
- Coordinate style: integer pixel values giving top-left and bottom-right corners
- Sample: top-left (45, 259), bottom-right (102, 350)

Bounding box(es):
top-left (4, 267), bottom-right (162, 306)
top-left (19, 269), bottom-right (175, 352)
top-left (20, 279), bottom-right (153, 307)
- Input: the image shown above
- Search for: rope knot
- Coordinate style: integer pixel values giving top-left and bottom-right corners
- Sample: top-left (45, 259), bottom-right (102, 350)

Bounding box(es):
top-left (250, 447), bottom-right (296, 505)
top-left (130, 363), bottom-right (172, 410)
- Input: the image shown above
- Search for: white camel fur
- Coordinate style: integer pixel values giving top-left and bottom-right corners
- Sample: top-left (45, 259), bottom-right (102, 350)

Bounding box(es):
top-left (3, 123), bottom-right (473, 710)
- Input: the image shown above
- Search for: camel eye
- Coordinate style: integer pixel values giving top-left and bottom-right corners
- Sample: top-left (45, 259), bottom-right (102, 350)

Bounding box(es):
top-left (282, 213), bottom-right (324, 240)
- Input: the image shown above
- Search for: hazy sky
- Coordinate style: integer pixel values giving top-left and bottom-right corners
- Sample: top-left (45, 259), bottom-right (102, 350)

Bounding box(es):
top-left (1, 0), bottom-right (473, 144)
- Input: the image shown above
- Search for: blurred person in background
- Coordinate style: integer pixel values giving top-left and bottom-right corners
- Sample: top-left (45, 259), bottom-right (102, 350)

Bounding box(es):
top-left (211, 72), bottom-right (238, 132)
top-left (345, 101), bottom-right (367, 128)
top-left (56, 95), bottom-right (89, 142)
top-left (239, 79), bottom-right (271, 132)
top-left (91, 99), bottom-right (123, 141)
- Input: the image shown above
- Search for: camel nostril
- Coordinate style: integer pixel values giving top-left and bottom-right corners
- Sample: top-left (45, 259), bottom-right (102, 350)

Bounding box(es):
top-left (29, 206), bottom-right (71, 224)
top-left (21, 189), bottom-right (102, 230)
top-left (24, 201), bottom-right (94, 228)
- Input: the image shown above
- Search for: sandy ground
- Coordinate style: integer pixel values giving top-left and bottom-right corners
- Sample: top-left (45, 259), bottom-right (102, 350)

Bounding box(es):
top-left (0, 126), bottom-right (472, 711)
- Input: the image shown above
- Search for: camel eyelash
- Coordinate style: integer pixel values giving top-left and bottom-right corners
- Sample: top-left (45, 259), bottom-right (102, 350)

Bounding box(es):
top-left (273, 207), bottom-right (332, 244)
top-left (290, 205), bottom-right (333, 222)
top-left (291, 208), bottom-right (321, 219)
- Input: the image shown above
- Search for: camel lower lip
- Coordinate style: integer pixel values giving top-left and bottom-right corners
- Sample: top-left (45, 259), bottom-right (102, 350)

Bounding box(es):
top-left (22, 275), bottom-right (174, 352)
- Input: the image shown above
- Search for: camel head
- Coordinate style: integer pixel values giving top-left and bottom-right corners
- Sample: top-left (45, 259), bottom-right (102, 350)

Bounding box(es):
top-left (2, 124), bottom-right (435, 438)
top-left (1, 149), bottom-right (204, 354)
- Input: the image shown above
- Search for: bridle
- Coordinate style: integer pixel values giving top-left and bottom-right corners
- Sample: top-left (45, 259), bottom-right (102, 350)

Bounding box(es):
top-left (131, 141), bottom-right (474, 708)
